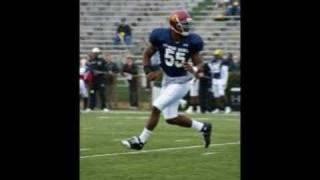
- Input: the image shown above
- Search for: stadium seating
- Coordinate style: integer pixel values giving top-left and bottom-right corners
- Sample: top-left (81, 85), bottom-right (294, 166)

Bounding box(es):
top-left (80, 0), bottom-right (240, 63)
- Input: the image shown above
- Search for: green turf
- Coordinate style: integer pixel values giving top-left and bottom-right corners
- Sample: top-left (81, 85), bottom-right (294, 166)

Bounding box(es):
top-left (80, 111), bottom-right (240, 180)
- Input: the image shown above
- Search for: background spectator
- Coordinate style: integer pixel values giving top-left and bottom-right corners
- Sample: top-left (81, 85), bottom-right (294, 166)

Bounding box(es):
top-left (208, 49), bottom-right (232, 114)
top-left (215, 0), bottom-right (230, 8)
top-left (121, 54), bottom-right (139, 109)
top-left (226, 1), bottom-right (240, 16)
top-left (224, 53), bottom-right (237, 72)
top-left (185, 78), bottom-right (201, 113)
top-left (87, 48), bottom-right (110, 112)
top-left (197, 62), bottom-right (213, 114)
top-left (113, 18), bottom-right (132, 45)
top-left (80, 58), bottom-right (89, 112)
top-left (104, 53), bottom-right (120, 110)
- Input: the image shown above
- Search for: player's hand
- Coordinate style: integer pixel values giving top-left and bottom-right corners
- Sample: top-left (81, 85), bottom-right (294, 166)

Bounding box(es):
top-left (197, 72), bottom-right (204, 78)
top-left (147, 71), bottom-right (162, 81)
top-left (183, 62), bottom-right (192, 72)
top-left (184, 62), bottom-right (197, 73)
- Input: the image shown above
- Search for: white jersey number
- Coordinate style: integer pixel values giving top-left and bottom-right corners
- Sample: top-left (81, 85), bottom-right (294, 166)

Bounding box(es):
top-left (164, 48), bottom-right (186, 68)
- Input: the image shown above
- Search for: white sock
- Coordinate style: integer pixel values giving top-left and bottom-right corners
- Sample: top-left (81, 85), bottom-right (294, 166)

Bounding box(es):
top-left (191, 120), bottom-right (204, 132)
top-left (139, 128), bottom-right (153, 143)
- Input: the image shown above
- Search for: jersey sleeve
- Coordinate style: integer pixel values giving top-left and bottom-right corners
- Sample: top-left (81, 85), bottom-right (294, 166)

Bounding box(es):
top-left (190, 34), bottom-right (204, 54)
top-left (149, 28), bottom-right (162, 48)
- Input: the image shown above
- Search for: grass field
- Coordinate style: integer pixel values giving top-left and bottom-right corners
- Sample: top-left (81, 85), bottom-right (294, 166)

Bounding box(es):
top-left (80, 111), bottom-right (240, 180)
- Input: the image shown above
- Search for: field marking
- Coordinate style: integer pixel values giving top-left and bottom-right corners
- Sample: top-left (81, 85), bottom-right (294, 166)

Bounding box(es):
top-left (82, 110), bottom-right (240, 116)
top-left (97, 116), bottom-right (148, 120)
top-left (195, 117), bottom-right (239, 121)
top-left (96, 116), bottom-right (239, 121)
top-left (80, 148), bottom-right (91, 151)
top-left (175, 139), bottom-right (190, 142)
top-left (202, 152), bottom-right (217, 155)
top-left (80, 141), bottom-right (239, 159)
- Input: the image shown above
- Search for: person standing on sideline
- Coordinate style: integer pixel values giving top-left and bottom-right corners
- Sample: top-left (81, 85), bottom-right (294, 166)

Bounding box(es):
top-left (121, 54), bottom-right (139, 109)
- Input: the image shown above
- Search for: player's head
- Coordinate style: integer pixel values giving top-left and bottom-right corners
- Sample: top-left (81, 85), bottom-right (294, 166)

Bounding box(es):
top-left (169, 10), bottom-right (192, 36)
top-left (213, 49), bottom-right (224, 59)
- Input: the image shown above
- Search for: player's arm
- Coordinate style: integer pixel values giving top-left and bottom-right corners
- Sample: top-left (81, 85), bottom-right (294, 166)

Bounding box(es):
top-left (184, 52), bottom-right (204, 74)
top-left (143, 45), bottom-right (157, 67)
top-left (143, 45), bottom-right (162, 81)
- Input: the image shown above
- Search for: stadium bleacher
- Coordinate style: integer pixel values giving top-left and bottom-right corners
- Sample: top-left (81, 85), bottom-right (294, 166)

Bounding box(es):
top-left (80, 0), bottom-right (240, 63)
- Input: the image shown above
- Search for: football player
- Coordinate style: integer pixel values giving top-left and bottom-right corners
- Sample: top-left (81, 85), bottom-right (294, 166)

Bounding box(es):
top-left (121, 10), bottom-right (212, 150)
top-left (208, 49), bottom-right (232, 113)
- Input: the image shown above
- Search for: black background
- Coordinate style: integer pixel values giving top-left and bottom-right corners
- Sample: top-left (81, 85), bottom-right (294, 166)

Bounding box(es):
top-left (1, 0), bottom-right (318, 179)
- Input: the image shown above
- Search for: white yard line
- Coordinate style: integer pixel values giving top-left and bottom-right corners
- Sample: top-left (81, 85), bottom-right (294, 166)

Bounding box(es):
top-left (82, 110), bottom-right (240, 116)
top-left (80, 141), bottom-right (240, 159)
top-left (97, 116), bottom-right (148, 120)
top-left (96, 116), bottom-right (239, 121)
top-left (80, 148), bottom-right (90, 151)
top-left (202, 152), bottom-right (217, 155)
top-left (175, 139), bottom-right (190, 142)
top-left (81, 128), bottom-right (93, 130)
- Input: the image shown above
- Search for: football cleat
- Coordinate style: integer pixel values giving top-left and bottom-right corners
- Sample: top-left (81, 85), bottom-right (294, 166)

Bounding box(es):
top-left (121, 136), bottom-right (144, 150)
top-left (201, 123), bottom-right (212, 148)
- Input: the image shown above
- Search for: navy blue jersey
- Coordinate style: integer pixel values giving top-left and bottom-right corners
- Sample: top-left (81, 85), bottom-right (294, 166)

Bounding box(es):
top-left (149, 28), bottom-right (204, 77)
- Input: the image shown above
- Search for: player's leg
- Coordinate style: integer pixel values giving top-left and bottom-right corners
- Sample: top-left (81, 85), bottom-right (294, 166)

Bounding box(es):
top-left (98, 83), bottom-right (108, 111)
top-left (112, 76), bottom-right (118, 108)
top-left (185, 98), bottom-right (197, 113)
top-left (80, 79), bottom-right (89, 111)
top-left (121, 83), bottom-right (188, 150)
top-left (163, 96), bottom-right (212, 148)
top-left (89, 83), bottom-right (97, 110)
top-left (193, 96), bottom-right (200, 113)
top-left (140, 84), bottom-right (188, 140)
top-left (212, 83), bottom-right (221, 113)
top-left (105, 79), bottom-right (111, 109)
top-left (221, 95), bottom-right (231, 113)
top-left (199, 84), bottom-right (209, 113)
top-left (132, 80), bottom-right (139, 108)
top-left (160, 83), bottom-right (212, 147)
top-left (193, 79), bottom-right (201, 113)
top-left (188, 97), bottom-right (199, 113)
top-left (121, 105), bottom-right (161, 150)
top-left (220, 84), bottom-right (231, 113)
top-left (128, 80), bottom-right (138, 109)
top-left (186, 80), bottom-right (200, 113)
